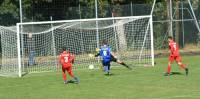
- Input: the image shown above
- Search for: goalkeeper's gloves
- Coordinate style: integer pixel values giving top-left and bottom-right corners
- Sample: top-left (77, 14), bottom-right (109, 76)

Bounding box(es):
top-left (96, 48), bottom-right (100, 52)
top-left (95, 53), bottom-right (100, 57)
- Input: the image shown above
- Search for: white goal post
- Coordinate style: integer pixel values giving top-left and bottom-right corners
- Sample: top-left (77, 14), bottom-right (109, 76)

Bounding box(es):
top-left (0, 15), bottom-right (154, 77)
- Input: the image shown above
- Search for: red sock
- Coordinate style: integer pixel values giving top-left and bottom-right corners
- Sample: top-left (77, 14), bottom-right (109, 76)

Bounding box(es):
top-left (167, 64), bottom-right (171, 74)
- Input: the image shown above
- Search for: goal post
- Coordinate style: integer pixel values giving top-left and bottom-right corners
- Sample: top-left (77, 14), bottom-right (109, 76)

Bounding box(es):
top-left (17, 24), bottom-right (22, 77)
top-left (150, 16), bottom-right (155, 67)
top-left (1, 15), bottom-right (154, 77)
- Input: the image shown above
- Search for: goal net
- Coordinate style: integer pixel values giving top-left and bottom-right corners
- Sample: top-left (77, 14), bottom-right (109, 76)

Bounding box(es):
top-left (0, 15), bottom-right (154, 77)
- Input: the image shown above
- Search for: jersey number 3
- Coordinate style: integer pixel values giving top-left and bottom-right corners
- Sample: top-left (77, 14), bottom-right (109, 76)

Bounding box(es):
top-left (64, 57), bottom-right (69, 62)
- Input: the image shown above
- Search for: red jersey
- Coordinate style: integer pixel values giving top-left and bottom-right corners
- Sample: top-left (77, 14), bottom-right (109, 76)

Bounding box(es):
top-left (168, 40), bottom-right (179, 56)
top-left (59, 51), bottom-right (73, 68)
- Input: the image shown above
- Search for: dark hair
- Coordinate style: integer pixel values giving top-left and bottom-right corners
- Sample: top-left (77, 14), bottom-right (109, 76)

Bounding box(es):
top-left (168, 36), bottom-right (173, 39)
top-left (62, 47), bottom-right (66, 51)
top-left (102, 39), bottom-right (108, 45)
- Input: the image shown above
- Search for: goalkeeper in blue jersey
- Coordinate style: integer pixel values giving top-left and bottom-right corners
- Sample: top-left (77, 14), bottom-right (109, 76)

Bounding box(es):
top-left (95, 40), bottom-right (132, 75)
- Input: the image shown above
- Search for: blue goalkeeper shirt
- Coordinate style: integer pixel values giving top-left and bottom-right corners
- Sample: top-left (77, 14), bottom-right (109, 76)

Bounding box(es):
top-left (99, 45), bottom-right (111, 62)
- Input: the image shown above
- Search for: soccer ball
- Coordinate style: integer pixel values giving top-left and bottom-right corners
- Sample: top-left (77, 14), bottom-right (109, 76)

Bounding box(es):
top-left (88, 64), bottom-right (94, 69)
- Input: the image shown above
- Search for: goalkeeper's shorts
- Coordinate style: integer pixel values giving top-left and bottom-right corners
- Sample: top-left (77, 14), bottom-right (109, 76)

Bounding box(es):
top-left (110, 55), bottom-right (117, 62)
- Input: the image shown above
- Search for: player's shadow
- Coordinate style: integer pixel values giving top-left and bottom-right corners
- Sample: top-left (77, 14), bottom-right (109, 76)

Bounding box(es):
top-left (104, 73), bottom-right (115, 76)
top-left (67, 80), bottom-right (79, 84)
top-left (170, 72), bottom-right (183, 75)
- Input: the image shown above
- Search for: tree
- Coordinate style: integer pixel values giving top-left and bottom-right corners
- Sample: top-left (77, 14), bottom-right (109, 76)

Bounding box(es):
top-left (0, 0), bottom-right (19, 26)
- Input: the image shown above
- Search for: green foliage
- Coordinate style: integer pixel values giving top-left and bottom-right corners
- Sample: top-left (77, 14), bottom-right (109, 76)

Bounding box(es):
top-left (79, 0), bottom-right (95, 18)
top-left (0, 0), bottom-right (200, 26)
top-left (0, 0), bottom-right (19, 26)
top-left (21, 0), bottom-right (32, 22)
top-left (98, 0), bottom-right (110, 17)
top-left (191, 0), bottom-right (200, 10)
top-left (79, 0), bottom-right (110, 18)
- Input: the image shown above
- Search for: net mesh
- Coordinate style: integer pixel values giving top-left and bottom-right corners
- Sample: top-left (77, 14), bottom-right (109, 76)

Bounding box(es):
top-left (0, 26), bottom-right (18, 76)
top-left (0, 16), bottom-right (153, 76)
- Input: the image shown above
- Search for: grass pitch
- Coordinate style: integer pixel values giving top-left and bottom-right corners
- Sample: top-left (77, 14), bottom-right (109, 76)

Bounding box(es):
top-left (0, 56), bottom-right (200, 99)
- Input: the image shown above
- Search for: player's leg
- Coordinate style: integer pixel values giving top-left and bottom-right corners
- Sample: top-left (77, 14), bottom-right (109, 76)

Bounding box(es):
top-left (164, 62), bottom-right (172, 76)
top-left (103, 64), bottom-right (109, 73)
top-left (62, 67), bottom-right (68, 84)
top-left (176, 56), bottom-right (189, 75)
top-left (167, 61), bottom-right (172, 74)
top-left (117, 60), bottom-right (132, 70)
top-left (67, 66), bottom-right (75, 78)
top-left (102, 61), bottom-right (109, 75)
top-left (107, 62), bottom-right (111, 75)
top-left (102, 61), bottom-right (106, 72)
top-left (178, 62), bottom-right (189, 76)
top-left (66, 66), bottom-right (80, 83)
top-left (164, 56), bottom-right (174, 76)
top-left (111, 55), bottom-right (132, 70)
top-left (28, 50), bottom-right (35, 66)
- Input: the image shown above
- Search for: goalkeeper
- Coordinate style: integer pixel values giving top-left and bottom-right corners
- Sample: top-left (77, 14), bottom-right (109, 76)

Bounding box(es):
top-left (95, 40), bottom-right (132, 75)
top-left (59, 47), bottom-right (79, 84)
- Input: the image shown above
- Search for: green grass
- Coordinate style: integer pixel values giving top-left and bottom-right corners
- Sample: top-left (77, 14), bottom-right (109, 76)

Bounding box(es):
top-left (0, 56), bottom-right (200, 99)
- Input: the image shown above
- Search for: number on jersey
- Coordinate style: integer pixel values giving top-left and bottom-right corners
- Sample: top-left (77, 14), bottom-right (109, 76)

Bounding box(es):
top-left (64, 56), bottom-right (69, 62)
top-left (103, 50), bottom-right (107, 56)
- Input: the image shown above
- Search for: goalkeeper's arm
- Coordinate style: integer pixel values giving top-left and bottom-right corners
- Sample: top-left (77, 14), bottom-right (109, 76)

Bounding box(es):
top-left (95, 48), bottom-right (100, 57)
top-left (95, 53), bottom-right (100, 57)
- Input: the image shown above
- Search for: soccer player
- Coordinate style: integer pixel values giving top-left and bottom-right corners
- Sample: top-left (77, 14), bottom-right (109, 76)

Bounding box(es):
top-left (27, 32), bottom-right (35, 66)
top-left (95, 40), bottom-right (131, 75)
top-left (59, 47), bottom-right (79, 84)
top-left (164, 36), bottom-right (189, 76)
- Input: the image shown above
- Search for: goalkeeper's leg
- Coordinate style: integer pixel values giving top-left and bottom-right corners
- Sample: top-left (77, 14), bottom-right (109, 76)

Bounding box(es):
top-left (117, 60), bottom-right (132, 70)
top-left (111, 56), bottom-right (132, 70)
top-left (102, 61), bottom-right (111, 75)
top-left (107, 62), bottom-right (111, 75)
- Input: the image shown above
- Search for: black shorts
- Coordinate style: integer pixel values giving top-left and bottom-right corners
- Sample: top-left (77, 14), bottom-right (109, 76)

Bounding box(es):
top-left (110, 55), bottom-right (117, 62)
top-left (102, 61), bottom-right (110, 66)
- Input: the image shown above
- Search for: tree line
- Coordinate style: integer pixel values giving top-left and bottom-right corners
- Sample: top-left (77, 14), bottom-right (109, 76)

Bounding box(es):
top-left (0, 0), bottom-right (159, 26)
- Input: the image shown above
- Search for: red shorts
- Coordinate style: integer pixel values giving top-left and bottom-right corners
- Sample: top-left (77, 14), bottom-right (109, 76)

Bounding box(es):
top-left (62, 65), bottom-right (72, 73)
top-left (169, 55), bottom-right (182, 63)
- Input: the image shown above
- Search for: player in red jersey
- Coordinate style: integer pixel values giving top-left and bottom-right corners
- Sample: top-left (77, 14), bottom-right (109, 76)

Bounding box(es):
top-left (164, 36), bottom-right (189, 76)
top-left (59, 47), bottom-right (79, 84)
